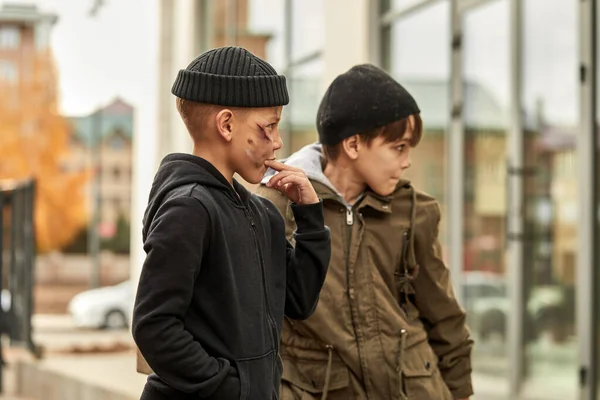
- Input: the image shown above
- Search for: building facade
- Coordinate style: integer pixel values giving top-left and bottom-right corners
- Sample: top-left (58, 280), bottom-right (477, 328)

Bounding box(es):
top-left (0, 3), bottom-right (56, 86)
top-left (131, 1), bottom-right (600, 399)
top-left (67, 98), bottom-right (135, 244)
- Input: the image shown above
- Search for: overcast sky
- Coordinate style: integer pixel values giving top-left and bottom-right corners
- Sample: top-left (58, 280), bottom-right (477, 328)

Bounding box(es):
top-left (2, 0), bottom-right (580, 125)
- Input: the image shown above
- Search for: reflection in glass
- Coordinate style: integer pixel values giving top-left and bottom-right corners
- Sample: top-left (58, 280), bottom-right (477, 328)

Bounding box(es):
top-left (462, 1), bottom-right (510, 398)
top-left (521, 0), bottom-right (578, 399)
top-left (384, 0), bottom-right (428, 13)
top-left (247, 0), bottom-right (324, 157)
top-left (248, 0), bottom-right (285, 69)
top-left (290, 0), bottom-right (324, 62)
top-left (386, 0), bottom-right (449, 244)
top-left (286, 58), bottom-right (324, 154)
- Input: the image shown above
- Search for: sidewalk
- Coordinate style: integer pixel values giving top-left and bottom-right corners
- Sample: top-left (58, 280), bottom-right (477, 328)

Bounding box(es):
top-left (470, 336), bottom-right (578, 400)
top-left (16, 351), bottom-right (145, 400)
top-left (0, 347), bottom-right (33, 400)
top-left (5, 314), bottom-right (581, 400)
top-left (8, 314), bottom-right (143, 400)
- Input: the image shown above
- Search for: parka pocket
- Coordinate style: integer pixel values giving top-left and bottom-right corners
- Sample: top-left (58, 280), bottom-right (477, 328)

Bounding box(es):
top-left (280, 355), bottom-right (352, 400)
top-left (400, 340), bottom-right (453, 400)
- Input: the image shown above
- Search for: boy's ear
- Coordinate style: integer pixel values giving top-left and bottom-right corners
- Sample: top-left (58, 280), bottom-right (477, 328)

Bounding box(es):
top-left (216, 109), bottom-right (234, 142)
top-left (342, 135), bottom-right (360, 160)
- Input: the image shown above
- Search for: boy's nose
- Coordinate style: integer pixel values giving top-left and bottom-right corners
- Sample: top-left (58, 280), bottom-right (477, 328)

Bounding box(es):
top-left (273, 131), bottom-right (283, 151)
top-left (402, 156), bottom-right (412, 170)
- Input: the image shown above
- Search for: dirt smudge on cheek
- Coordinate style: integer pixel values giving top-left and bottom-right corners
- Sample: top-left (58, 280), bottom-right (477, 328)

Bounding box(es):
top-left (245, 133), bottom-right (272, 169)
top-left (245, 148), bottom-right (264, 169)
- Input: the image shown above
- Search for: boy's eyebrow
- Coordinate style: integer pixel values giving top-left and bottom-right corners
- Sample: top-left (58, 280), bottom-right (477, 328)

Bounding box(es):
top-left (261, 115), bottom-right (280, 124)
top-left (390, 138), bottom-right (411, 147)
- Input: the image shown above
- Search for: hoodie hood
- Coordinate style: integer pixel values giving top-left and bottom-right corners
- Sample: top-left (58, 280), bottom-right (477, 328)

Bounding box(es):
top-left (262, 143), bottom-right (343, 198)
top-left (143, 153), bottom-right (249, 239)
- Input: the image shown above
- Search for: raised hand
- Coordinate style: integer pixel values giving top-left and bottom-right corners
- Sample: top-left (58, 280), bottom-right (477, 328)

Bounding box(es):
top-left (264, 160), bottom-right (319, 205)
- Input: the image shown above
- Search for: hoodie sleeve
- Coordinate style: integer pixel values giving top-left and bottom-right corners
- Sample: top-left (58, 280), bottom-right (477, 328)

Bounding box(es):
top-left (284, 201), bottom-right (331, 320)
top-left (132, 196), bottom-right (240, 399)
top-left (256, 186), bottom-right (331, 320)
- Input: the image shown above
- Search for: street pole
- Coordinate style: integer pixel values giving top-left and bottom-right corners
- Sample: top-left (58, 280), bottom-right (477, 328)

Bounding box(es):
top-left (88, 107), bottom-right (101, 289)
top-left (87, 0), bottom-right (105, 290)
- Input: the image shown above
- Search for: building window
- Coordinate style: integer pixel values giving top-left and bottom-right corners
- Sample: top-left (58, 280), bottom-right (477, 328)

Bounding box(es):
top-left (290, 0), bottom-right (324, 63)
top-left (0, 26), bottom-right (21, 49)
top-left (0, 61), bottom-right (17, 83)
top-left (113, 197), bottom-right (122, 213)
top-left (108, 136), bottom-right (126, 149)
top-left (247, 0), bottom-right (325, 155)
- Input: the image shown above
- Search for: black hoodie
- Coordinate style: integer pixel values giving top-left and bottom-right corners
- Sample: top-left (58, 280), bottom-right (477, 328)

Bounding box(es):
top-left (132, 153), bottom-right (330, 400)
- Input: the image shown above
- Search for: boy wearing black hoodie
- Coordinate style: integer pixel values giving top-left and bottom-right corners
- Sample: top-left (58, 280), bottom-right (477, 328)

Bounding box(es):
top-left (132, 46), bottom-right (331, 400)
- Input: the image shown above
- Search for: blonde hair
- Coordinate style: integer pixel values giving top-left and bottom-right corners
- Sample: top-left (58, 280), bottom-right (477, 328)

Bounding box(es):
top-left (175, 98), bottom-right (249, 142)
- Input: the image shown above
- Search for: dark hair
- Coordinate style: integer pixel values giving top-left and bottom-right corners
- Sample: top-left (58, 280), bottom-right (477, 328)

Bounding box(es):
top-left (322, 113), bottom-right (423, 161)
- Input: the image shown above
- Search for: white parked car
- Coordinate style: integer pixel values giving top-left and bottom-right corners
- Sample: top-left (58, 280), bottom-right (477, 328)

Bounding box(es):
top-left (462, 271), bottom-right (566, 342)
top-left (68, 280), bottom-right (134, 330)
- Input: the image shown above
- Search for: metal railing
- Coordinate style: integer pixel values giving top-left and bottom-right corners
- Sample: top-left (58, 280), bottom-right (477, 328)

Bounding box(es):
top-left (0, 178), bottom-right (40, 392)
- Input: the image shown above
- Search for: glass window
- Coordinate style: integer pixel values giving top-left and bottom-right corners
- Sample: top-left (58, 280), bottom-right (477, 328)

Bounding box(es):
top-left (385, 0), bottom-right (450, 245)
top-left (290, 0), bottom-right (324, 63)
top-left (112, 167), bottom-right (121, 180)
top-left (109, 136), bottom-right (126, 150)
top-left (247, 0), bottom-right (285, 69)
top-left (249, 0), bottom-right (324, 157)
top-left (462, 1), bottom-right (510, 397)
top-left (382, 0), bottom-right (427, 13)
top-left (0, 61), bottom-right (17, 83)
top-left (249, 0), bottom-right (324, 68)
top-left (521, 0), bottom-right (578, 398)
top-left (286, 57), bottom-right (324, 153)
top-left (0, 26), bottom-right (20, 49)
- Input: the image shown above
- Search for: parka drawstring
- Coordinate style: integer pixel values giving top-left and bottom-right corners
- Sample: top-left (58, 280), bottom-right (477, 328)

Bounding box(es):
top-left (397, 186), bottom-right (419, 310)
top-left (321, 344), bottom-right (334, 400)
top-left (408, 187), bottom-right (417, 270)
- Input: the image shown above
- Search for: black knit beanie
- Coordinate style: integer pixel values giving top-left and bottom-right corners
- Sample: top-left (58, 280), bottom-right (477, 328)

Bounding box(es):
top-left (317, 64), bottom-right (420, 146)
top-left (171, 46), bottom-right (289, 108)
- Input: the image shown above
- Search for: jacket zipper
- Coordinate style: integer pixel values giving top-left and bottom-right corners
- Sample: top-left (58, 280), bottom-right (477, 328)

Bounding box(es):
top-left (346, 206), bottom-right (353, 225)
top-left (244, 207), bottom-right (279, 373)
top-left (343, 196), bottom-right (374, 396)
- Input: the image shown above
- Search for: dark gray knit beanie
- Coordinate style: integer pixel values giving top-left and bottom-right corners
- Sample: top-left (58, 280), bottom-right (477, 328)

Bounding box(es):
top-left (317, 64), bottom-right (420, 146)
top-left (171, 46), bottom-right (289, 108)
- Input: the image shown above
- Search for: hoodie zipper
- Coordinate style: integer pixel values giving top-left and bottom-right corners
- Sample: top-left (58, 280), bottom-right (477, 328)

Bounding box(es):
top-left (243, 207), bottom-right (279, 372)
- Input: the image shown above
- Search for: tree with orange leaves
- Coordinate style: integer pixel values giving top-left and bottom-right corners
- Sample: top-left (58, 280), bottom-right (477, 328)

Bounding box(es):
top-left (0, 50), bottom-right (89, 253)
